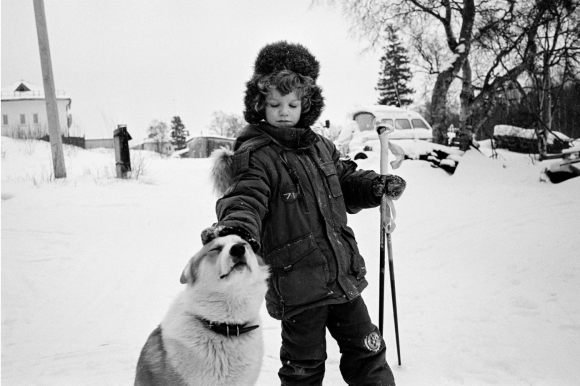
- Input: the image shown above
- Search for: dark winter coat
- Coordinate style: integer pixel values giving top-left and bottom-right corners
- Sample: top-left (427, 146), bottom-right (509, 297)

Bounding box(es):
top-left (213, 122), bottom-right (383, 320)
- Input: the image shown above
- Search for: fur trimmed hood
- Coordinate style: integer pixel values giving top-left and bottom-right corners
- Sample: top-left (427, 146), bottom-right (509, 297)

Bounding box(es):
top-left (243, 41), bottom-right (325, 128)
top-left (210, 147), bottom-right (235, 198)
top-left (210, 123), bottom-right (320, 197)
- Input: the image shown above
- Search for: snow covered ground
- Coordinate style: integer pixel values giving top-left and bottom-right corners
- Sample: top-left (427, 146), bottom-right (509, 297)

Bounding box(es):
top-left (2, 137), bottom-right (579, 385)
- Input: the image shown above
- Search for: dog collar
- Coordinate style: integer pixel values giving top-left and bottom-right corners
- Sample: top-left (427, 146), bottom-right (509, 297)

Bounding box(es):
top-left (199, 318), bottom-right (259, 338)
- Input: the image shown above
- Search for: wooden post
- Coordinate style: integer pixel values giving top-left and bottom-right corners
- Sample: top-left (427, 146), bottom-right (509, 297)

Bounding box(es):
top-left (113, 125), bottom-right (131, 178)
top-left (114, 135), bottom-right (124, 178)
top-left (33, 0), bottom-right (66, 178)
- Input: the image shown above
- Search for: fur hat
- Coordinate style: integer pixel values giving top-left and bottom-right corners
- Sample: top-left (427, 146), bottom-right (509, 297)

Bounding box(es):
top-left (243, 41), bottom-right (325, 128)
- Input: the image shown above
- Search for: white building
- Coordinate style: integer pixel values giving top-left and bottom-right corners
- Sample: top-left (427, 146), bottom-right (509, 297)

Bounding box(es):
top-left (132, 137), bottom-right (175, 156)
top-left (1, 80), bottom-right (72, 138)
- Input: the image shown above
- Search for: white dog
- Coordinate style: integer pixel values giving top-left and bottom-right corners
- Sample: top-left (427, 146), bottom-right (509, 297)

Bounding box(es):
top-left (135, 235), bottom-right (270, 386)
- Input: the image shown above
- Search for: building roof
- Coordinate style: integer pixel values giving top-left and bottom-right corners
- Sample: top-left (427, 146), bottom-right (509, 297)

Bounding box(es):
top-left (185, 133), bottom-right (235, 143)
top-left (131, 137), bottom-right (174, 147)
top-left (1, 80), bottom-right (70, 101)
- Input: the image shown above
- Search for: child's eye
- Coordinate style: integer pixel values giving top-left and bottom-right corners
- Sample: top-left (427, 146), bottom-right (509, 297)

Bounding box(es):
top-left (290, 104), bottom-right (299, 108)
top-left (269, 103), bottom-right (279, 108)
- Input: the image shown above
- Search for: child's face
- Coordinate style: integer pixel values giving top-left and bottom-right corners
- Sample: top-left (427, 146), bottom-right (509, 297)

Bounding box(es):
top-left (265, 89), bottom-right (302, 129)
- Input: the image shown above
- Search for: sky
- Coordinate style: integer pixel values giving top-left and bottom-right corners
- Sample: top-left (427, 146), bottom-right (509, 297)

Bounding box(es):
top-left (1, 0), bottom-right (384, 141)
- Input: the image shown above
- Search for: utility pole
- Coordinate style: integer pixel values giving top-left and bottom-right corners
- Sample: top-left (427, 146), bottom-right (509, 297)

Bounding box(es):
top-left (33, 0), bottom-right (66, 178)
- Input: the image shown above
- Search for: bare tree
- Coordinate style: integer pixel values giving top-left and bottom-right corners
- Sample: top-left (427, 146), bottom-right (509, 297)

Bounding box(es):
top-left (516, 1), bottom-right (580, 157)
top-left (465, 1), bottom-right (563, 147)
top-left (208, 111), bottom-right (246, 138)
top-left (147, 120), bottom-right (169, 155)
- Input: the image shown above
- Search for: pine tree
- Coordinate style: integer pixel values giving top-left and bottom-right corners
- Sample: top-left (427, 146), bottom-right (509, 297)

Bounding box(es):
top-left (376, 25), bottom-right (414, 107)
top-left (170, 116), bottom-right (188, 150)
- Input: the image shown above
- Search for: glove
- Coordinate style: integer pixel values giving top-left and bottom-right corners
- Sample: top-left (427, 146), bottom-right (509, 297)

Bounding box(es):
top-left (372, 174), bottom-right (406, 200)
top-left (201, 224), bottom-right (261, 252)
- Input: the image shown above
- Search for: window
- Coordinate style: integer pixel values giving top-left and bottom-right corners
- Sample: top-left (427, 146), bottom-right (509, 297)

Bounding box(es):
top-left (379, 119), bottom-right (394, 128)
top-left (33, 114), bottom-right (39, 124)
top-left (395, 119), bottom-right (412, 130)
top-left (354, 112), bottom-right (375, 131)
top-left (411, 119), bottom-right (428, 129)
top-left (20, 114), bottom-right (26, 125)
top-left (2, 115), bottom-right (8, 126)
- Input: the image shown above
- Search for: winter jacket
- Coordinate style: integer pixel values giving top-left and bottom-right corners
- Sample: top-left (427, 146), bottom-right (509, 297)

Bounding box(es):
top-left (213, 122), bottom-right (383, 320)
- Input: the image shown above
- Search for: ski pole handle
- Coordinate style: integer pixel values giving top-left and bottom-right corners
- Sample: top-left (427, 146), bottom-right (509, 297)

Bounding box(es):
top-left (376, 124), bottom-right (395, 175)
top-left (377, 124), bottom-right (397, 234)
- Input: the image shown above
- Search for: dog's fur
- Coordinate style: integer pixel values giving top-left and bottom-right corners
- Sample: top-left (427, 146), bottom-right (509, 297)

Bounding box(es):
top-left (135, 235), bottom-right (270, 386)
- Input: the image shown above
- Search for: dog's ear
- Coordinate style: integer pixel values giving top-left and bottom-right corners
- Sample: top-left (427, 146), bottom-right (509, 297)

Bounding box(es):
top-left (180, 264), bottom-right (189, 284)
top-left (180, 255), bottom-right (199, 285)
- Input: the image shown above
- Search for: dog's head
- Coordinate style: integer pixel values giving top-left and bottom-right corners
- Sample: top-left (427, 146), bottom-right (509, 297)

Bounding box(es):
top-left (180, 234), bottom-right (269, 288)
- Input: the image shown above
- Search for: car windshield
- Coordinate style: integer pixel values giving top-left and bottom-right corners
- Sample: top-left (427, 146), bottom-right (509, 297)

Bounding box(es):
top-left (411, 119), bottom-right (428, 129)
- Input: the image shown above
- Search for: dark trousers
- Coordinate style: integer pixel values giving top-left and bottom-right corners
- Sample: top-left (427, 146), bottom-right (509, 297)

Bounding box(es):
top-left (279, 296), bottom-right (395, 386)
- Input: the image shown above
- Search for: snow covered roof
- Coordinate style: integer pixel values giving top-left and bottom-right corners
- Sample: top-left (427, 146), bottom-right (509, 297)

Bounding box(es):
top-left (351, 105), bottom-right (407, 115)
top-left (1, 80), bottom-right (70, 101)
top-left (185, 133), bottom-right (235, 142)
top-left (494, 125), bottom-right (572, 145)
top-left (349, 105), bottom-right (428, 122)
top-left (170, 148), bottom-right (190, 158)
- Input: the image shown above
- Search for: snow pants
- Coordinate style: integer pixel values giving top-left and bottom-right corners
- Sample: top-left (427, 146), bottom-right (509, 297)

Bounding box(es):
top-left (278, 296), bottom-right (395, 386)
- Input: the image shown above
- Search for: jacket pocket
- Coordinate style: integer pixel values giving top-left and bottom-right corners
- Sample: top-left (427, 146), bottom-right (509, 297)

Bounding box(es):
top-left (267, 233), bottom-right (330, 307)
top-left (341, 225), bottom-right (366, 280)
top-left (319, 161), bottom-right (343, 198)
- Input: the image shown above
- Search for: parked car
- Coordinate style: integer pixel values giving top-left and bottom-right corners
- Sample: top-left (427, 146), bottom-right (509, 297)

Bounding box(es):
top-left (335, 105), bottom-right (433, 159)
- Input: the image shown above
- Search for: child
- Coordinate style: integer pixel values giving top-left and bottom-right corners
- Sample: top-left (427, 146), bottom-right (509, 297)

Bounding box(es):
top-left (202, 41), bottom-right (404, 386)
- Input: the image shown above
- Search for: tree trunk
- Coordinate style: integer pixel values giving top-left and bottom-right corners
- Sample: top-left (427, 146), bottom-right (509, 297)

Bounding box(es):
top-left (430, 72), bottom-right (454, 144)
top-left (459, 59), bottom-right (473, 130)
top-left (458, 59), bottom-right (475, 150)
top-left (538, 52), bottom-right (551, 159)
top-left (429, 0), bottom-right (476, 145)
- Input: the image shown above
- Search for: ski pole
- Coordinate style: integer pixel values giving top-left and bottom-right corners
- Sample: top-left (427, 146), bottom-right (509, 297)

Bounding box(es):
top-left (387, 232), bottom-right (401, 366)
top-left (376, 124), bottom-right (402, 366)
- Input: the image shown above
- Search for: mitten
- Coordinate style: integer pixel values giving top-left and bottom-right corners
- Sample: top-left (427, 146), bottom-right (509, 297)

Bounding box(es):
top-left (372, 174), bottom-right (406, 200)
top-left (201, 224), bottom-right (261, 252)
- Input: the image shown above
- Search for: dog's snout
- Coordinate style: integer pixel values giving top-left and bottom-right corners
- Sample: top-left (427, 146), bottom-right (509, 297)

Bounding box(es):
top-left (230, 243), bottom-right (246, 258)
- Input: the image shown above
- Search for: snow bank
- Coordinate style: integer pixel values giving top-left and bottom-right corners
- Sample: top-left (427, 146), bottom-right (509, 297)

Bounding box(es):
top-left (2, 138), bottom-right (579, 385)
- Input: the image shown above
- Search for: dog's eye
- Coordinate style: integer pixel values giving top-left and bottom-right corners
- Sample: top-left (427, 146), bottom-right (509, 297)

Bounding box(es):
top-left (210, 246), bottom-right (223, 253)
